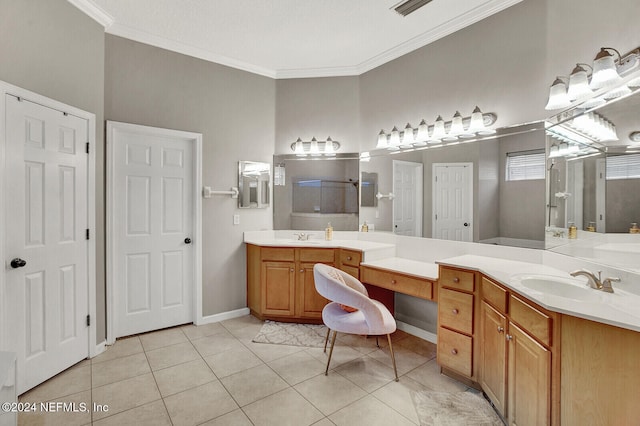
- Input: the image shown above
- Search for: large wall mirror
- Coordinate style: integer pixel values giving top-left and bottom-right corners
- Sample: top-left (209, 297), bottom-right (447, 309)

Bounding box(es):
top-left (273, 154), bottom-right (360, 231)
top-left (544, 87), bottom-right (640, 272)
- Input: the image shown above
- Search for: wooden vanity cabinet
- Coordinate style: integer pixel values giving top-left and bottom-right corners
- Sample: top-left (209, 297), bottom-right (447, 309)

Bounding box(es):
top-left (436, 265), bottom-right (478, 384)
top-left (247, 244), bottom-right (363, 322)
top-left (479, 276), bottom-right (559, 426)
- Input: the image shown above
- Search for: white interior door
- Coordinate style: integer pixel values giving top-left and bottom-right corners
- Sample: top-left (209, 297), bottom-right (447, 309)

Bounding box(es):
top-left (109, 122), bottom-right (199, 338)
top-left (3, 94), bottom-right (89, 394)
top-left (393, 160), bottom-right (423, 236)
top-left (433, 163), bottom-right (473, 241)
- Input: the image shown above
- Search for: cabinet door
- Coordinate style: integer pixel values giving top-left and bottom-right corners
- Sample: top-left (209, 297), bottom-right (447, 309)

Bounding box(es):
top-left (480, 302), bottom-right (507, 417)
top-left (297, 262), bottom-right (330, 319)
top-left (261, 261), bottom-right (296, 317)
top-left (508, 322), bottom-right (551, 426)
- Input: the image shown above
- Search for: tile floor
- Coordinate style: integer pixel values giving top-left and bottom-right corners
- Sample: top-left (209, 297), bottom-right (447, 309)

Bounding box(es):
top-left (18, 315), bottom-right (472, 426)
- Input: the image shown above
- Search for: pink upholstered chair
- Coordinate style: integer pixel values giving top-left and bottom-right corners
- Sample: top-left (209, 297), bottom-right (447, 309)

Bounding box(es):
top-left (313, 263), bottom-right (398, 381)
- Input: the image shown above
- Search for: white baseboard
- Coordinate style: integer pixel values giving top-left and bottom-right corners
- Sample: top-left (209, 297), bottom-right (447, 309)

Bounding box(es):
top-left (198, 307), bottom-right (250, 325)
top-left (396, 320), bottom-right (437, 344)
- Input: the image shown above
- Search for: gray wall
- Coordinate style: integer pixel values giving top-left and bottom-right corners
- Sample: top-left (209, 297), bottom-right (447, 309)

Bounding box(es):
top-left (606, 180), bottom-right (640, 233)
top-left (105, 35), bottom-right (275, 317)
top-left (0, 0), bottom-right (106, 342)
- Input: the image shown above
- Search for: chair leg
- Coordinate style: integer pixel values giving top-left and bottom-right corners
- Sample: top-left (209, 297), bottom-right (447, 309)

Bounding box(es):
top-left (387, 334), bottom-right (399, 382)
top-left (375, 336), bottom-right (380, 348)
top-left (324, 328), bottom-right (330, 353)
top-left (325, 330), bottom-right (338, 376)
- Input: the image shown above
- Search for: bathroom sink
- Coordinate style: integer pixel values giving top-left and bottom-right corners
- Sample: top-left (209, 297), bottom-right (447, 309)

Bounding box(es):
top-left (511, 274), bottom-right (602, 301)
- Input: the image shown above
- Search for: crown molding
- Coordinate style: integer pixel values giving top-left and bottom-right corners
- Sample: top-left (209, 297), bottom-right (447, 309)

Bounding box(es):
top-left (106, 23), bottom-right (277, 79)
top-left (66, 0), bottom-right (114, 28)
top-left (69, 0), bottom-right (522, 80)
top-left (354, 0), bottom-right (523, 76)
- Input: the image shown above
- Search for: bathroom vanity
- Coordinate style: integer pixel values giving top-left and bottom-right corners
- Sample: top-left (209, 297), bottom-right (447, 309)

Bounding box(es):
top-left (244, 231), bottom-right (640, 425)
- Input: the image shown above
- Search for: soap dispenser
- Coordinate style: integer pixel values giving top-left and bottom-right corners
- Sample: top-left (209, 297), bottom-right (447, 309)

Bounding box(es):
top-left (361, 221), bottom-right (369, 232)
top-left (568, 222), bottom-right (577, 239)
top-left (325, 222), bottom-right (333, 241)
top-left (630, 223), bottom-right (639, 234)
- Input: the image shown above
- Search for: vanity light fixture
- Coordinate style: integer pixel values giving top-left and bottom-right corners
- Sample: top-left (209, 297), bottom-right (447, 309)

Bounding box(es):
top-left (545, 45), bottom-right (640, 110)
top-left (359, 151), bottom-right (371, 162)
top-left (374, 107), bottom-right (497, 151)
top-left (290, 137), bottom-right (341, 156)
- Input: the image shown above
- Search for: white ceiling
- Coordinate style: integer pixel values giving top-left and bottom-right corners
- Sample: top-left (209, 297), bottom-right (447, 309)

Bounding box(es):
top-left (70, 0), bottom-right (522, 79)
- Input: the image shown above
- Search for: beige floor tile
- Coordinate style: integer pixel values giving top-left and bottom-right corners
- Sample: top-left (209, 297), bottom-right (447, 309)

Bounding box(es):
top-left (153, 358), bottom-right (217, 397)
top-left (294, 373), bottom-right (367, 416)
top-left (220, 315), bottom-right (263, 333)
top-left (180, 322), bottom-right (226, 340)
top-left (268, 350), bottom-right (325, 385)
top-left (372, 376), bottom-right (430, 424)
top-left (220, 364), bottom-right (289, 407)
top-left (91, 373), bottom-right (161, 420)
top-left (191, 332), bottom-right (244, 357)
top-left (396, 336), bottom-right (438, 359)
top-left (336, 334), bottom-right (383, 354)
top-left (366, 345), bottom-right (428, 375)
top-left (92, 336), bottom-right (143, 365)
top-left (334, 356), bottom-right (396, 393)
top-left (243, 340), bottom-right (305, 363)
top-left (306, 344), bottom-right (364, 370)
top-left (145, 341), bottom-right (200, 371)
top-left (203, 345), bottom-right (263, 378)
top-left (92, 399), bottom-right (171, 426)
top-left (91, 352), bottom-right (150, 387)
top-left (164, 381), bottom-right (238, 426)
top-left (405, 359), bottom-right (467, 392)
top-left (311, 419), bottom-right (335, 426)
top-left (227, 322), bottom-right (265, 340)
top-left (199, 409), bottom-right (253, 426)
top-left (18, 390), bottom-right (91, 426)
top-left (329, 394), bottom-right (416, 426)
top-left (20, 363), bottom-right (91, 403)
top-left (139, 327), bottom-right (188, 351)
top-left (243, 388), bottom-right (324, 426)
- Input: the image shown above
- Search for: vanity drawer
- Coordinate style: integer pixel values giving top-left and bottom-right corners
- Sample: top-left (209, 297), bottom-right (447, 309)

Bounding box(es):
top-left (481, 277), bottom-right (508, 313)
top-left (439, 267), bottom-right (475, 292)
top-left (361, 267), bottom-right (433, 300)
top-left (438, 326), bottom-right (473, 377)
top-left (261, 247), bottom-right (295, 261)
top-left (439, 288), bottom-right (474, 335)
top-left (340, 249), bottom-right (362, 267)
top-left (340, 265), bottom-right (360, 279)
top-left (298, 248), bottom-right (335, 263)
top-left (509, 294), bottom-right (552, 347)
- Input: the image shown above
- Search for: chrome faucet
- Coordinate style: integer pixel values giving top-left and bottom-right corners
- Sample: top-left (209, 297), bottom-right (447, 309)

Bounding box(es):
top-left (570, 269), bottom-right (621, 293)
top-left (293, 232), bottom-right (310, 241)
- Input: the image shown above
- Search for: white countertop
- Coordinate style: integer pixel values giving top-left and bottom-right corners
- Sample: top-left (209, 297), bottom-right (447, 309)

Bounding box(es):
top-left (361, 257), bottom-right (438, 281)
top-left (438, 255), bottom-right (640, 333)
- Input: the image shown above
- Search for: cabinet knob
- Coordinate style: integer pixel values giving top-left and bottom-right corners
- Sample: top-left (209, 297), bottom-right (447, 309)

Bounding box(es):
top-left (391, 279), bottom-right (396, 284)
top-left (299, 269), bottom-right (304, 273)
top-left (506, 334), bottom-right (513, 341)
top-left (453, 277), bottom-right (460, 283)
top-left (497, 326), bottom-right (504, 333)
top-left (451, 348), bottom-right (458, 355)
top-left (452, 308), bottom-right (459, 315)
top-left (290, 268), bottom-right (294, 272)
top-left (347, 256), bottom-right (352, 260)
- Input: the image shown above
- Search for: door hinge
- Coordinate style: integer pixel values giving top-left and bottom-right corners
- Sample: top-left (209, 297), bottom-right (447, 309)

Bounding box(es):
top-left (86, 315), bottom-right (90, 327)
top-left (435, 214), bottom-right (438, 220)
top-left (86, 142), bottom-right (89, 154)
top-left (86, 229), bottom-right (90, 240)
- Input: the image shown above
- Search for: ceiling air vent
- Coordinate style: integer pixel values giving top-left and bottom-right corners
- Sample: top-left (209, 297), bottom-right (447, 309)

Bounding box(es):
top-left (392, 0), bottom-right (435, 16)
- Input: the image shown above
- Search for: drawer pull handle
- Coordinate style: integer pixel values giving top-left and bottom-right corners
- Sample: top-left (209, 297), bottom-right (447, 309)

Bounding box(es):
top-left (451, 348), bottom-right (458, 355)
top-left (391, 279), bottom-right (397, 284)
top-left (506, 334), bottom-right (513, 341)
top-left (347, 256), bottom-right (352, 260)
top-left (452, 308), bottom-right (459, 315)
top-left (497, 326), bottom-right (504, 333)
top-left (453, 277), bottom-right (460, 283)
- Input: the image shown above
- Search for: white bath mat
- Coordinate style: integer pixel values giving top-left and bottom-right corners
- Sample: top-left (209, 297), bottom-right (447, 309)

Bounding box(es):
top-left (411, 390), bottom-right (504, 426)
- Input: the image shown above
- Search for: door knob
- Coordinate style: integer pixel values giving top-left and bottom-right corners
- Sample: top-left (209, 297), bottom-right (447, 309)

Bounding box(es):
top-left (463, 222), bottom-right (469, 227)
top-left (184, 238), bottom-right (192, 244)
top-left (10, 258), bottom-right (26, 268)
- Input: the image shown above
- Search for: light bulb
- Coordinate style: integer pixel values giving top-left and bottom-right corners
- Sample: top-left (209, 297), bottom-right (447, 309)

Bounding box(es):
top-left (401, 123), bottom-right (414, 147)
top-left (545, 77), bottom-right (571, 110)
top-left (376, 130), bottom-right (387, 149)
